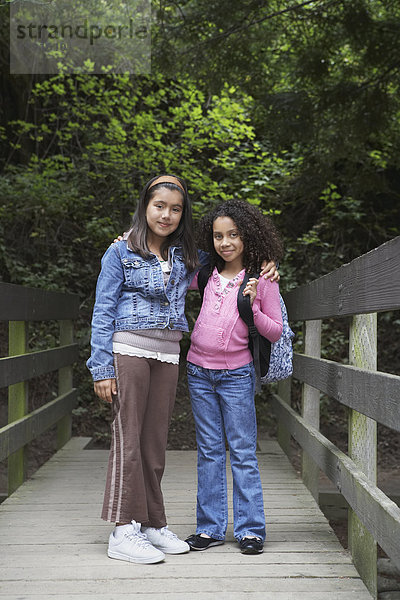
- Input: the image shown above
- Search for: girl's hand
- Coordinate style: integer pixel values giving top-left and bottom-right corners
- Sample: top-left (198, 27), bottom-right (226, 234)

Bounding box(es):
top-left (94, 378), bottom-right (117, 403)
top-left (243, 277), bottom-right (259, 306)
top-left (260, 260), bottom-right (280, 282)
top-left (113, 235), bottom-right (124, 243)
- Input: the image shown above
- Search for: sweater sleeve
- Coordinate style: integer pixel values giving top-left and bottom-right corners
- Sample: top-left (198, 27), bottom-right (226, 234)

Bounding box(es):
top-left (252, 278), bottom-right (283, 343)
top-left (86, 244), bottom-right (125, 381)
top-left (188, 271), bottom-right (199, 290)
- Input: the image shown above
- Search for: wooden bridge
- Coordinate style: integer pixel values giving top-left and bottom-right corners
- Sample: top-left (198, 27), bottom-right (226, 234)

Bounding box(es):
top-left (1, 237), bottom-right (400, 599)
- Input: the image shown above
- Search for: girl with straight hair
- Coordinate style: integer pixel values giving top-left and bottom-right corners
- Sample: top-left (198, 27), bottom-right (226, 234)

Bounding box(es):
top-left (87, 178), bottom-right (279, 564)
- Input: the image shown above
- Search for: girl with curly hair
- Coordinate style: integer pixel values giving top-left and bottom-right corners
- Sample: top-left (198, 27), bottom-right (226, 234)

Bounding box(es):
top-left (185, 199), bottom-right (284, 555)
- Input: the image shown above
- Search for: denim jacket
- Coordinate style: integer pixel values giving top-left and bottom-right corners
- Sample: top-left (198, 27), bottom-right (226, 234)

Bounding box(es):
top-left (87, 240), bottom-right (207, 381)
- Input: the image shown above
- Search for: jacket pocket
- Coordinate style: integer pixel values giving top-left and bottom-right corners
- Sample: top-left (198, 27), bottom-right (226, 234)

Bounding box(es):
top-left (121, 258), bottom-right (149, 287)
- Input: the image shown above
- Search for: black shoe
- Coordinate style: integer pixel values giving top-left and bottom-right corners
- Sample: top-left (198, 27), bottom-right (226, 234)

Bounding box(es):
top-left (239, 537), bottom-right (264, 554)
top-left (185, 534), bottom-right (224, 551)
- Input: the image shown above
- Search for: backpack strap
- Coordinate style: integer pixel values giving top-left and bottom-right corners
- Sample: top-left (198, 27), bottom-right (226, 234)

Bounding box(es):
top-left (237, 273), bottom-right (263, 391)
top-left (197, 264), bottom-right (211, 301)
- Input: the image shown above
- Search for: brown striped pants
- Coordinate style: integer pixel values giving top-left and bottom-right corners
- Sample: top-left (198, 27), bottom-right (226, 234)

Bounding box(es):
top-left (101, 354), bottom-right (179, 526)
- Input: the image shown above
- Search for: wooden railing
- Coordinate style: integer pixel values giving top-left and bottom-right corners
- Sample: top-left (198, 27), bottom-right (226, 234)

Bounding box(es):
top-left (0, 282), bottom-right (79, 496)
top-left (274, 236), bottom-right (400, 599)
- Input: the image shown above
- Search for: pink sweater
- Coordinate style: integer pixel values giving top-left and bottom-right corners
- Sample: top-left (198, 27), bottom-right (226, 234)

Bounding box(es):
top-left (187, 268), bottom-right (283, 370)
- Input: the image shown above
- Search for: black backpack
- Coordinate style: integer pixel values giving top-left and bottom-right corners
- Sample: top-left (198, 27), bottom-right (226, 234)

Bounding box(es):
top-left (197, 265), bottom-right (293, 392)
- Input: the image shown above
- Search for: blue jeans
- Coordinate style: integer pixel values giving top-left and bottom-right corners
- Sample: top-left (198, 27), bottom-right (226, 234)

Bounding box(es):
top-left (187, 361), bottom-right (266, 542)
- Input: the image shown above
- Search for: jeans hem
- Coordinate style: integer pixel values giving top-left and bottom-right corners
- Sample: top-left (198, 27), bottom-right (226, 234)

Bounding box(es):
top-left (236, 532), bottom-right (266, 542)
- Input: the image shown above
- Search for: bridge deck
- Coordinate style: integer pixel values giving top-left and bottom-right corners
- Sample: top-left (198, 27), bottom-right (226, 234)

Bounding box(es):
top-left (0, 437), bottom-right (371, 599)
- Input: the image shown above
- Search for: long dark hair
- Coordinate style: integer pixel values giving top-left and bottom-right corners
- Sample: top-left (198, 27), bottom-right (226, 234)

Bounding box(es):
top-left (128, 175), bottom-right (199, 271)
top-left (197, 199), bottom-right (284, 275)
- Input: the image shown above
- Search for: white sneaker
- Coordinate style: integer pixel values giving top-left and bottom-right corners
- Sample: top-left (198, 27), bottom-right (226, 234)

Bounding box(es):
top-left (108, 521), bottom-right (165, 564)
top-left (142, 526), bottom-right (190, 554)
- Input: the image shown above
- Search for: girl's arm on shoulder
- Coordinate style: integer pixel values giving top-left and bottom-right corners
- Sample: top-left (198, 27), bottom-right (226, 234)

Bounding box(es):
top-left (260, 261), bottom-right (280, 282)
top-left (252, 278), bottom-right (283, 343)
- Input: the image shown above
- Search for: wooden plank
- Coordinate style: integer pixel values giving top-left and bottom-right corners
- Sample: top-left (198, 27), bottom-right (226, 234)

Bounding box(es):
top-left (7, 321), bottom-right (28, 495)
top-left (293, 353), bottom-right (400, 432)
top-left (0, 550), bottom-right (353, 567)
top-left (0, 593), bottom-right (372, 600)
top-left (0, 579), bottom-right (371, 596)
top-left (0, 389), bottom-right (77, 461)
top-left (284, 236), bottom-right (400, 321)
top-left (0, 282), bottom-right (79, 321)
top-left (0, 528), bottom-right (340, 545)
top-left (301, 320), bottom-right (321, 501)
top-left (0, 563), bottom-right (364, 580)
top-left (57, 321), bottom-right (75, 448)
top-left (0, 540), bottom-right (347, 555)
top-left (348, 313), bottom-right (377, 598)
top-left (0, 508), bottom-right (328, 522)
top-left (277, 378), bottom-right (292, 457)
top-left (0, 510), bottom-right (330, 526)
top-left (0, 344), bottom-right (79, 388)
top-left (0, 438), bottom-right (371, 599)
top-left (271, 393), bottom-right (400, 571)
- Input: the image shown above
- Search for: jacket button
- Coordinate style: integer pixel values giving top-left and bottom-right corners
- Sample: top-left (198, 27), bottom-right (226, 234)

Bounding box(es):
top-left (163, 301), bottom-right (169, 306)
top-left (170, 279), bottom-right (175, 285)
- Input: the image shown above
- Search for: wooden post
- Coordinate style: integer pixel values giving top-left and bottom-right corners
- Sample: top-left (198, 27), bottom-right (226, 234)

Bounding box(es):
top-left (277, 377), bottom-right (292, 458)
top-left (348, 313), bottom-right (377, 598)
top-left (57, 320), bottom-right (74, 449)
top-left (8, 321), bottom-right (28, 495)
top-left (301, 319), bottom-right (321, 501)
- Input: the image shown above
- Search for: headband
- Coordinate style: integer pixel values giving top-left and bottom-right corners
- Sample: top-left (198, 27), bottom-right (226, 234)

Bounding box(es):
top-left (148, 175), bottom-right (185, 193)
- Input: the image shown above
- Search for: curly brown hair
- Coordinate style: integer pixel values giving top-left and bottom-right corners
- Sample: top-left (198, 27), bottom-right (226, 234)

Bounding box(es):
top-left (196, 199), bottom-right (284, 274)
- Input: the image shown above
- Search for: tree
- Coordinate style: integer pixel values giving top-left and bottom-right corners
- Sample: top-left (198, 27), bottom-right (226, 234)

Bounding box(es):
top-left (0, 73), bottom-right (294, 292)
top-left (151, 0), bottom-right (400, 274)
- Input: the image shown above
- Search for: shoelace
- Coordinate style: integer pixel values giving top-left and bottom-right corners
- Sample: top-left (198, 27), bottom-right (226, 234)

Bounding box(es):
top-left (159, 527), bottom-right (178, 539)
top-left (124, 529), bottom-right (152, 548)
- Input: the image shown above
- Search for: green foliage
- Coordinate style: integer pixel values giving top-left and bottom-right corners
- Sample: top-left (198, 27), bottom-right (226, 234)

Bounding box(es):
top-left (1, 75), bottom-right (291, 286)
top-left (153, 0), bottom-right (400, 282)
top-left (1, 0), bottom-right (400, 444)
top-left (0, 72), bottom-right (294, 438)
